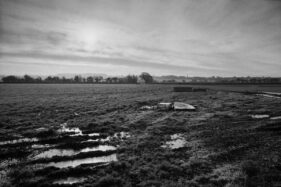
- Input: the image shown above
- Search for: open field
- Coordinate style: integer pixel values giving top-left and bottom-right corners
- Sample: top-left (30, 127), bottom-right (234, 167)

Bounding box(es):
top-left (189, 84), bottom-right (281, 93)
top-left (0, 84), bottom-right (281, 186)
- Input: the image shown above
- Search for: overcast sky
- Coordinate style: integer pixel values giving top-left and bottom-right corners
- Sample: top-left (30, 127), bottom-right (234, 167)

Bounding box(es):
top-left (0, 0), bottom-right (281, 76)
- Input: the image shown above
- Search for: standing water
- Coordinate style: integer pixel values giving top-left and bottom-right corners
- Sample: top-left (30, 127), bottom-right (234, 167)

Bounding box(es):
top-left (46, 154), bottom-right (117, 168)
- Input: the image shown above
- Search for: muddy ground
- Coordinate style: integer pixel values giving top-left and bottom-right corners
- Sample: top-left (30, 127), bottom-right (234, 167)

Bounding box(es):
top-left (0, 84), bottom-right (281, 187)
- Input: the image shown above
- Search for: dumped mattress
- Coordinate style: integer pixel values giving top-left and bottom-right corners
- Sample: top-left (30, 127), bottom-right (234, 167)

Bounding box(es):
top-left (173, 102), bottom-right (196, 111)
top-left (141, 102), bottom-right (195, 111)
top-left (157, 103), bottom-right (173, 110)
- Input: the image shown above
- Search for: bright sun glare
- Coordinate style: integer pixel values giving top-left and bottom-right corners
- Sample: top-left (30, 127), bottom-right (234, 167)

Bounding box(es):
top-left (79, 28), bottom-right (99, 47)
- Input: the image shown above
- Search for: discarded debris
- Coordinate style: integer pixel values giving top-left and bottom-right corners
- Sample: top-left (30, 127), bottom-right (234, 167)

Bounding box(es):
top-left (157, 102), bottom-right (173, 110)
top-left (173, 102), bottom-right (196, 111)
top-left (141, 102), bottom-right (196, 111)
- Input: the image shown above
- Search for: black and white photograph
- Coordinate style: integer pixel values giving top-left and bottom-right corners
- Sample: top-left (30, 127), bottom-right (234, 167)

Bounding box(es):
top-left (0, 0), bottom-right (281, 186)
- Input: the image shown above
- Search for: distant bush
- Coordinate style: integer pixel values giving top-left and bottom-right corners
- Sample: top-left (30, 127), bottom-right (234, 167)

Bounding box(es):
top-left (140, 72), bottom-right (153, 83)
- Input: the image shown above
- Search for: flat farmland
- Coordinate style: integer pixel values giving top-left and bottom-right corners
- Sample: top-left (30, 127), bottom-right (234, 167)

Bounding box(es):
top-left (191, 84), bottom-right (281, 93)
top-left (0, 84), bottom-right (281, 187)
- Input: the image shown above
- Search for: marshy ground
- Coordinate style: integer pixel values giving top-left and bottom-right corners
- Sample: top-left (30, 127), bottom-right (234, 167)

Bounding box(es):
top-left (0, 84), bottom-right (281, 187)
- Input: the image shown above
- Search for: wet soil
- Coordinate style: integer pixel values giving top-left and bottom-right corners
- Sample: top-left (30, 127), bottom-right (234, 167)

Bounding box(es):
top-left (0, 84), bottom-right (281, 186)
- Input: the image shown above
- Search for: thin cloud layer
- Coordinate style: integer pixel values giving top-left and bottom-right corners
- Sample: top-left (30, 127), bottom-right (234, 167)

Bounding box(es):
top-left (0, 0), bottom-right (280, 76)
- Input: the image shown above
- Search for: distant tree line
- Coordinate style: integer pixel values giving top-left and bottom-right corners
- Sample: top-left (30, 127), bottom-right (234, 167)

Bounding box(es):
top-left (4, 73), bottom-right (279, 84)
top-left (186, 77), bottom-right (281, 84)
top-left (160, 76), bottom-right (281, 84)
top-left (1, 72), bottom-right (154, 84)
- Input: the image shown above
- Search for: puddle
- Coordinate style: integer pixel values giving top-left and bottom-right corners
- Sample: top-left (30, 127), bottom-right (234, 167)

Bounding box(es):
top-left (31, 144), bottom-right (52, 149)
top-left (114, 132), bottom-right (131, 139)
top-left (53, 177), bottom-right (86, 185)
top-left (35, 149), bottom-right (76, 159)
top-left (58, 123), bottom-right (130, 142)
top-left (59, 123), bottom-right (83, 136)
top-left (84, 139), bottom-right (101, 142)
top-left (46, 154), bottom-right (117, 168)
top-left (88, 133), bottom-right (100, 136)
top-left (59, 123), bottom-right (130, 139)
top-left (251, 114), bottom-right (270, 119)
top-left (34, 145), bottom-right (116, 159)
top-left (81, 145), bottom-right (116, 152)
top-left (0, 138), bottom-right (39, 145)
top-left (162, 134), bottom-right (186, 149)
top-left (102, 132), bottom-right (130, 141)
top-left (270, 116), bottom-right (281, 120)
top-left (83, 132), bottom-right (130, 143)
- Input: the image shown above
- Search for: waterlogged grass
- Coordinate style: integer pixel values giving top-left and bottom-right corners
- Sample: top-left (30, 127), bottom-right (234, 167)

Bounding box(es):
top-left (1, 84), bottom-right (281, 186)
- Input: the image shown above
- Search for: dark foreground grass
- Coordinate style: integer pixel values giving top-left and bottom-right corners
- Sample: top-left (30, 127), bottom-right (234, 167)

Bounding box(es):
top-left (1, 84), bottom-right (281, 186)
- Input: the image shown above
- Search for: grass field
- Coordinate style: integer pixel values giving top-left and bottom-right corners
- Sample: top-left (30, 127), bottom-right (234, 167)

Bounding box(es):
top-left (0, 84), bottom-right (281, 186)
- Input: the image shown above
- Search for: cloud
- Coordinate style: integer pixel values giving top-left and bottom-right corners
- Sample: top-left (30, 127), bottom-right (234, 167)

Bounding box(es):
top-left (0, 51), bottom-right (221, 72)
top-left (1, 0), bottom-right (281, 76)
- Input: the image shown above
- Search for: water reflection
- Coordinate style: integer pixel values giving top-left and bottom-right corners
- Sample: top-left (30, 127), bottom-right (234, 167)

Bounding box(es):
top-left (83, 132), bottom-right (130, 143)
top-left (34, 145), bottom-right (116, 159)
top-left (53, 177), bottom-right (86, 185)
top-left (46, 154), bottom-right (117, 168)
top-left (251, 114), bottom-right (270, 119)
top-left (0, 138), bottom-right (39, 145)
top-left (35, 149), bottom-right (76, 159)
top-left (88, 133), bottom-right (100, 136)
top-left (59, 123), bottom-right (83, 136)
top-left (162, 134), bottom-right (186, 149)
top-left (270, 116), bottom-right (281, 120)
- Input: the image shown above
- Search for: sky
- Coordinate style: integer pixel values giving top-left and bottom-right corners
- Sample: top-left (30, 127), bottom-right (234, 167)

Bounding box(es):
top-left (0, 0), bottom-right (281, 76)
